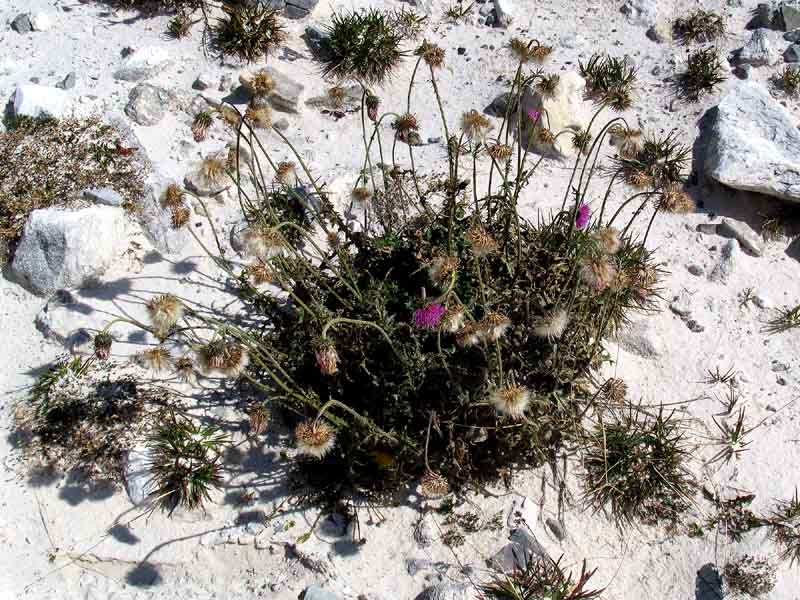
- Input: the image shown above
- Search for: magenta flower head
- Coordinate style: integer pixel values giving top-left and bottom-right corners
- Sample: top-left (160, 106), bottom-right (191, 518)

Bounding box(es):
top-left (576, 202), bottom-right (592, 230)
top-left (526, 109), bottom-right (541, 123)
top-left (414, 303), bottom-right (447, 329)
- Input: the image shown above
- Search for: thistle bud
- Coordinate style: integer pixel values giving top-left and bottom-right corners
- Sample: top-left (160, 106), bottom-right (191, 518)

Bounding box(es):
top-left (93, 332), bottom-right (113, 361)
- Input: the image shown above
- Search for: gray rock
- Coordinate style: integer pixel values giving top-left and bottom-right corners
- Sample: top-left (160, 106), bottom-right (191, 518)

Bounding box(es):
top-left (485, 92), bottom-right (512, 117)
top-left (304, 23), bottom-right (330, 56)
top-left (646, 20), bottom-right (672, 43)
top-left (286, 0), bottom-right (319, 19)
top-left (669, 290), bottom-right (694, 317)
top-left (192, 72), bottom-right (215, 91)
top-left (13, 84), bottom-right (68, 119)
top-left (620, 0), bottom-right (659, 26)
top-left (303, 585), bottom-right (339, 600)
top-left (493, 0), bottom-right (514, 27)
top-left (414, 585), bottom-right (470, 600)
top-left (414, 515), bottom-right (436, 548)
top-left (737, 29), bottom-right (776, 65)
top-left (82, 187), bottom-right (126, 207)
top-left (114, 46), bottom-right (171, 82)
top-left (705, 81), bottom-right (800, 203)
top-left (688, 263), bottom-right (705, 277)
top-left (785, 29), bottom-right (800, 41)
top-left (11, 14), bottom-right (32, 33)
top-left (489, 528), bottom-right (549, 572)
top-left (614, 319), bottom-right (663, 358)
top-left (750, 3), bottom-right (776, 29)
top-left (686, 319), bottom-right (705, 333)
top-left (545, 517), bottom-right (566, 541)
top-left (734, 64), bottom-right (753, 79)
top-left (782, 3), bottom-right (800, 30)
top-left (185, 94), bottom-right (214, 118)
top-left (124, 447), bottom-right (155, 505)
top-left (305, 84), bottom-right (361, 110)
top-left (240, 67), bottom-right (304, 113)
top-left (406, 558), bottom-right (433, 576)
top-left (139, 178), bottom-right (192, 254)
top-left (710, 239), bottom-right (741, 283)
top-left (34, 290), bottom-right (94, 354)
top-left (125, 84), bottom-right (178, 126)
top-left (785, 43), bottom-right (800, 61)
top-left (11, 206), bottom-right (128, 296)
top-left (716, 219), bottom-right (764, 256)
top-left (55, 72), bottom-right (76, 90)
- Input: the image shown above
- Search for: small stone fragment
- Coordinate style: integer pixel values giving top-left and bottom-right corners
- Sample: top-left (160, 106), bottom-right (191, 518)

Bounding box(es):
top-left (11, 14), bottom-right (32, 33)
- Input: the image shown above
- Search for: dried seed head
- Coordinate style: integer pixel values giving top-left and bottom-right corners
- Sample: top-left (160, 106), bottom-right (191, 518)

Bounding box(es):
top-left (441, 306), bottom-right (466, 333)
top-left (420, 471), bottom-right (450, 498)
top-left (315, 342), bottom-right (339, 376)
top-left (428, 255), bottom-right (459, 288)
top-left (602, 378), bottom-right (627, 404)
top-left (591, 227), bottom-right (622, 255)
top-left (509, 38), bottom-right (553, 64)
top-left (579, 255), bottom-right (618, 293)
top-left (627, 170), bottom-right (655, 189)
top-left (192, 111), bottom-right (214, 142)
top-left (609, 125), bottom-right (642, 158)
top-left (572, 129), bottom-right (593, 155)
top-left (162, 184), bottom-right (185, 209)
top-left (394, 113), bottom-right (419, 134)
top-left (659, 184), bottom-right (695, 213)
top-left (245, 104), bottom-right (272, 130)
top-left (93, 332), bottom-right (113, 361)
top-left (199, 339), bottom-right (227, 373)
top-left (221, 344), bottom-right (249, 378)
top-left (218, 105), bottom-right (242, 128)
top-left (486, 143), bottom-right (513, 162)
top-left (467, 225), bottom-right (499, 257)
top-left (365, 92), bottom-right (380, 121)
top-left (170, 204), bottom-right (191, 229)
top-left (248, 70), bottom-right (275, 99)
top-left (201, 158), bottom-right (226, 184)
top-left (274, 161), bottom-right (297, 185)
top-left (326, 231), bottom-right (342, 250)
top-left (456, 323), bottom-right (482, 347)
top-left (327, 85), bottom-right (347, 108)
top-left (533, 308), bottom-right (569, 341)
top-left (147, 294), bottom-right (184, 337)
top-left (461, 109), bottom-right (492, 144)
top-left (249, 406), bottom-right (270, 436)
top-left (141, 346), bottom-right (173, 372)
top-left (243, 225), bottom-right (285, 259)
top-left (536, 128), bottom-right (557, 145)
top-left (174, 356), bottom-right (196, 385)
top-left (295, 420), bottom-right (336, 459)
top-left (416, 40), bottom-right (445, 69)
top-left (351, 186), bottom-right (373, 206)
top-left (245, 260), bottom-right (275, 285)
top-left (536, 73), bottom-right (560, 98)
top-left (479, 312), bottom-right (512, 342)
top-left (490, 385), bottom-right (531, 419)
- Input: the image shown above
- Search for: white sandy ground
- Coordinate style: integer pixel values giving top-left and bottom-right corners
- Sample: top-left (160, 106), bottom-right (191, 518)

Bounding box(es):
top-left (1, 0), bottom-right (800, 598)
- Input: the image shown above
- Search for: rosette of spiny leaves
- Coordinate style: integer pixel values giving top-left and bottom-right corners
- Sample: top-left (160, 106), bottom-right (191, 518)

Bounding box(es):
top-left (579, 53), bottom-right (637, 111)
top-left (320, 9), bottom-right (410, 84)
top-left (147, 413), bottom-right (226, 514)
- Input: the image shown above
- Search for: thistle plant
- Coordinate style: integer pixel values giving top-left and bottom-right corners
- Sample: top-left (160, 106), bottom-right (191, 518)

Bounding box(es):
top-left (147, 413), bottom-right (226, 514)
top-left (212, 3), bottom-right (287, 63)
top-left (678, 48), bottom-right (727, 102)
top-left (482, 556), bottom-right (604, 600)
top-left (583, 407), bottom-right (693, 524)
top-left (98, 19), bottom-right (687, 517)
top-left (673, 10), bottom-right (726, 44)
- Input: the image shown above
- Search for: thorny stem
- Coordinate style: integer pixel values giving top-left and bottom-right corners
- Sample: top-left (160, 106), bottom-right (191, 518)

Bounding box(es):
top-left (321, 317), bottom-right (404, 360)
top-left (315, 399), bottom-right (421, 454)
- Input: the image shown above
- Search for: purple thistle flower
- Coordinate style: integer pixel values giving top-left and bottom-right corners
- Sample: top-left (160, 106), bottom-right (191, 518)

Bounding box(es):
top-left (414, 303), bottom-right (447, 329)
top-left (576, 202), bottom-right (592, 230)
top-left (526, 109), bottom-right (541, 123)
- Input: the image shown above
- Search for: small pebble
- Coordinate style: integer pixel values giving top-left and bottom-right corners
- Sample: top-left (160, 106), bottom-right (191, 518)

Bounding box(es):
top-left (457, 47), bottom-right (467, 55)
